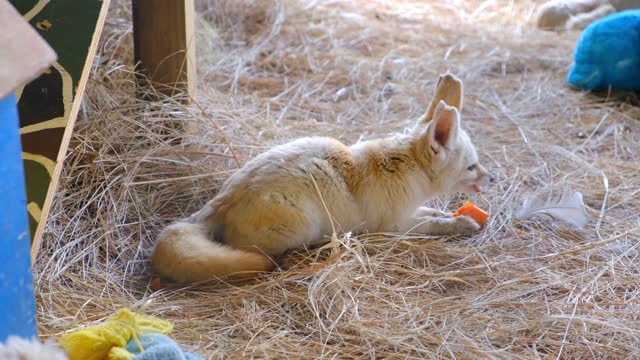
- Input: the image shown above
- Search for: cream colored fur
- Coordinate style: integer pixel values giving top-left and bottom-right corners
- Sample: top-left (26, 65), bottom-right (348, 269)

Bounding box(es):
top-left (151, 73), bottom-right (495, 283)
top-left (535, 0), bottom-right (610, 30)
top-left (0, 337), bottom-right (68, 360)
top-left (535, 0), bottom-right (639, 31)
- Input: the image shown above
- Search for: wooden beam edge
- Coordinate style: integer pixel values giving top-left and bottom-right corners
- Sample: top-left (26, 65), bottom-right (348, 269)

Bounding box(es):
top-left (185, 0), bottom-right (197, 100)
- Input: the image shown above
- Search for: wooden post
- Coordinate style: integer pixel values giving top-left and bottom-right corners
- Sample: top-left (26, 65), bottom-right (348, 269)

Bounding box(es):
top-left (132, 0), bottom-right (197, 101)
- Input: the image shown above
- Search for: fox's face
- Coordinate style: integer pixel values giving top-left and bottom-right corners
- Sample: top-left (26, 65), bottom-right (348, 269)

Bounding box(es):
top-left (419, 101), bottom-right (494, 194)
top-left (452, 130), bottom-right (494, 193)
top-left (416, 73), bottom-right (494, 194)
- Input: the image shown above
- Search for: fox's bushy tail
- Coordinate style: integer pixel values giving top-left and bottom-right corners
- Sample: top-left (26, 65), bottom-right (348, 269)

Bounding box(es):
top-left (151, 222), bottom-right (274, 283)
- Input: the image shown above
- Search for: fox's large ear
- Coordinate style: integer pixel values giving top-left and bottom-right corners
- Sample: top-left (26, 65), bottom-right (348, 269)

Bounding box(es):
top-left (428, 100), bottom-right (460, 151)
top-left (422, 72), bottom-right (463, 124)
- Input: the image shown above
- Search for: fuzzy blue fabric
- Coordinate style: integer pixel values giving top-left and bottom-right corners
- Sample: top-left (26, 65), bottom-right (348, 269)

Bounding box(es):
top-left (125, 332), bottom-right (203, 360)
top-left (567, 10), bottom-right (640, 91)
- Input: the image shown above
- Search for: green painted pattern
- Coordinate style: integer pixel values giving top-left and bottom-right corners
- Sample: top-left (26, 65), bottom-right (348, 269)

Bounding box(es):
top-left (26, 0), bottom-right (103, 91)
top-left (10, 0), bottom-right (38, 14)
top-left (11, 0), bottom-right (105, 240)
top-left (23, 160), bottom-right (50, 239)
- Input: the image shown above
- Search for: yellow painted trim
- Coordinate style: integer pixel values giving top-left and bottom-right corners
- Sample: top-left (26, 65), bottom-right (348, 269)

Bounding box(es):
top-left (19, 117), bottom-right (67, 134)
top-left (54, 61), bottom-right (73, 119)
top-left (23, 0), bottom-right (50, 21)
top-left (22, 152), bottom-right (56, 177)
top-left (15, 84), bottom-right (25, 101)
top-left (19, 62), bottom-right (72, 134)
top-left (27, 202), bottom-right (43, 223)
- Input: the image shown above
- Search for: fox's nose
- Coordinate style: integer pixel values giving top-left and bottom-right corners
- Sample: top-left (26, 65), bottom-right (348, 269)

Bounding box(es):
top-left (488, 173), bottom-right (496, 183)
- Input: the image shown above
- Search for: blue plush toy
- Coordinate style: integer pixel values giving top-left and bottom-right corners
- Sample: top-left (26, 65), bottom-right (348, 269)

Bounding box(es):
top-left (126, 332), bottom-right (203, 360)
top-left (567, 9), bottom-right (640, 91)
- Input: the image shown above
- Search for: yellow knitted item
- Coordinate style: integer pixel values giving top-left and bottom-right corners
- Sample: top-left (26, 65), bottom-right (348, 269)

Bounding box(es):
top-left (59, 309), bottom-right (173, 360)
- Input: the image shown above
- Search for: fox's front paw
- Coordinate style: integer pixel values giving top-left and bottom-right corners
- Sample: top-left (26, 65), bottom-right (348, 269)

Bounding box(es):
top-left (452, 215), bottom-right (481, 235)
top-left (415, 206), bottom-right (452, 218)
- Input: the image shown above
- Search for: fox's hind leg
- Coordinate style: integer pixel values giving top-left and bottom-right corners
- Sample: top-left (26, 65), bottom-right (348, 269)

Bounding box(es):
top-left (221, 192), bottom-right (324, 256)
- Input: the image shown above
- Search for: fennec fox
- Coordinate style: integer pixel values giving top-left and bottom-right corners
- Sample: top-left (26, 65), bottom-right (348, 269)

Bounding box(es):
top-left (152, 73), bottom-right (495, 283)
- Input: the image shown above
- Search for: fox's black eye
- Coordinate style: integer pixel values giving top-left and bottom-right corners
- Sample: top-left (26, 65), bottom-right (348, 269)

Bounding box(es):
top-left (467, 164), bottom-right (477, 171)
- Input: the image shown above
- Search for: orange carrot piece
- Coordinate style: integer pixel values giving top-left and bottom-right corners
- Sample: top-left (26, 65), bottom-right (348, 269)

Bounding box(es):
top-left (452, 201), bottom-right (489, 226)
top-left (150, 276), bottom-right (162, 291)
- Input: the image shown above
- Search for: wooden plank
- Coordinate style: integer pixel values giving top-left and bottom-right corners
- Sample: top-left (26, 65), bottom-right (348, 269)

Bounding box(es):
top-left (0, 0), bottom-right (57, 99)
top-left (8, 0), bottom-right (111, 261)
top-left (0, 93), bottom-right (38, 340)
top-left (0, 6), bottom-right (56, 335)
top-left (132, 0), bottom-right (196, 100)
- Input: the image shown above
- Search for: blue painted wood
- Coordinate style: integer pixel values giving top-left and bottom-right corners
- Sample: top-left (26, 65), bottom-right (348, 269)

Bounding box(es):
top-left (0, 93), bottom-right (38, 341)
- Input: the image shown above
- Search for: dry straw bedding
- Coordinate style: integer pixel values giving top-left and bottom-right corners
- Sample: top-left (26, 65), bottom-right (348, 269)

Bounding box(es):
top-left (35, 0), bottom-right (640, 358)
